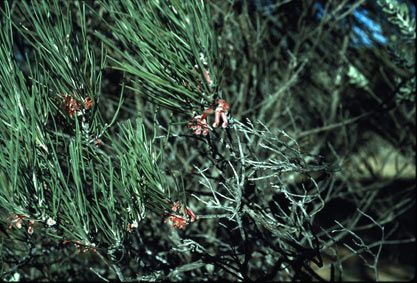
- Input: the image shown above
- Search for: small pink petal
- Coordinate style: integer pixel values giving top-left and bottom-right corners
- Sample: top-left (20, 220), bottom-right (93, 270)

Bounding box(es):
top-left (195, 119), bottom-right (202, 134)
top-left (172, 201), bottom-right (181, 212)
top-left (213, 110), bottom-right (221, 128)
top-left (204, 69), bottom-right (212, 85)
top-left (221, 112), bottom-right (228, 128)
top-left (218, 99), bottom-right (229, 111)
top-left (186, 207), bottom-right (196, 222)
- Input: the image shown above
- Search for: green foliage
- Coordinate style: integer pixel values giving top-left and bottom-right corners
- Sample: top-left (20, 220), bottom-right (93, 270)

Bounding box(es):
top-left (95, 0), bottom-right (221, 115)
top-left (0, 0), bottom-right (173, 256)
top-left (0, 0), bottom-right (415, 281)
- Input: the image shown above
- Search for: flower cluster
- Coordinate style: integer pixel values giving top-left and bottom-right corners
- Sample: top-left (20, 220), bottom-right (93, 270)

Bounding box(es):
top-left (187, 99), bottom-right (230, 136)
top-left (56, 91), bottom-right (93, 117)
top-left (187, 109), bottom-right (212, 135)
top-left (60, 94), bottom-right (81, 117)
top-left (6, 214), bottom-right (35, 234)
top-left (184, 54), bottom-right (230, 135)
top-left (55, 91), bottom-right (104, 148)
top-left (164, 201), bottom-right (196, 229)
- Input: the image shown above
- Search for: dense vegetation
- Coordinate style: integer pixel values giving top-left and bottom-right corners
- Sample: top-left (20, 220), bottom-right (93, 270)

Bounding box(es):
top-left (1, 0), bottom-right (415, 281)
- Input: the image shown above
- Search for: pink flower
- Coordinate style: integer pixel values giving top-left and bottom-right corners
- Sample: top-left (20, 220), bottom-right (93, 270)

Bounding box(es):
top-left (164, 202), bottom-right (196, 229)
top-left (187, 110), bottom-right (212, 136)
top-left (185, 207), bottom-right (196, 222)
top-left (59, 93), bottom-right (81, 117)
top-left (164, 215), bottom-right (187, 229)
top-left (84, 96), bottom-right (93, 110)
top-left (15, 221), bottom-right (22, 229)
top-left (172, 201), bottom-right (181, 212)
top-left (28, 220), bottom-right (35, 234)
top-left (203, 69), bottom-right (212, 85)
top-left (188, 99), bottom-right (229, 135)
top-left (212, 99), bottom-right (229, 128)
top-left (6, 214), bottom-right (26, 230)
top-left (56, 91), bottom-right (92, 117)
